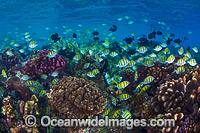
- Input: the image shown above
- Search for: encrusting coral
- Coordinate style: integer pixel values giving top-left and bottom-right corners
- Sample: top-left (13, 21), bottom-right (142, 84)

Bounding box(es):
top-left (48, 76), bottom-right (107, 119)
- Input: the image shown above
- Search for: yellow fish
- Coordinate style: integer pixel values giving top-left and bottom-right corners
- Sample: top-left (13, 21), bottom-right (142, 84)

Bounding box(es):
top-left (192, 46), bottom-right (198, 53)
top-left (1, 69), bottom-right (7, 78)
top-left (116, 81), bottom-right (130, 89)
top-left (113, 109), bottom-right (121, 118)
top-left (111, 96), bottom-right (117, 106)
top-left (119, 93), bottom-right (131, 100)
top-left (135, 83), bottom-right (143, 92)
top-left (178, 47), bottom-right (184, 55)
top-left (143, 76), bottom-right (154, 84)
top-left (139, 85), bottom-right (151, 94)
top-left (127, 60), bottom-right (136, 67)
top-left (112, 80), bottom-right (118, 86)
top-left (103, 40), bottom-right (110, 47)
top-left (110, 51), bottom-right (118, 57)
top-left (73, 54), bottom-right (82, 61)
top-left (184, 52), bottom-right (191, 58)
top-left (183, 56), bottom-right (189, 61)
top-left (25, 80), bottom-right (35, 86)
top-left (102, 108), bottom-right (111, 117)
top-left (166, 55), bottom-right (175, 64)
top-left (174, 66), bottom-right (185, 74)
top-left (92, 69), bottom-right (100, 74)
top-left (163, 47), bottom-right (170, 54)
top-left (117, 58), bottom-right (130, 67)
top-left (176, 58), bottom-right (186, 66)
top-left (137, 46), bottom-right (148, 54)
top-left (122, 110), bottom-right (132, 119)
top-left (143, 60), bottom-right (154, 67)
top-left (188, 58), bottom-right (197, 66)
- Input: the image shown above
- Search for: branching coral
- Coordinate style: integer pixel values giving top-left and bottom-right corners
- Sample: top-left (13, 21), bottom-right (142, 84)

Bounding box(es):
top-left (2, 95), bottom-right (39, 133)
top-left (128, 62), bottom-right (192, 94)
top-left (48, 76), bottom-right (107, 119)
top-left (21, 49), bottom-right (66, 79)
top-left (150, 67), bottom-right (200, 132)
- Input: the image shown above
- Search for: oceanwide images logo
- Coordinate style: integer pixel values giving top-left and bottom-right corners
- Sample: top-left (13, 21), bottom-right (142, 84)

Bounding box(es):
top-left (25, 115), bottom-right (175, 129)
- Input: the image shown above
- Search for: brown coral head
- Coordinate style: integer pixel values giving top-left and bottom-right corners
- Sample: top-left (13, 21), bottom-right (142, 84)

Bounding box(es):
top-left (48, 76), bottom-right (107, 119)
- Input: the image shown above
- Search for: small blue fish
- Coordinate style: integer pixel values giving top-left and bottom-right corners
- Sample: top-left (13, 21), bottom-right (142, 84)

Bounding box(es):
top-left (51, 71), bottom-right (59, 77)
top-left (6, 50), bottom-right (14, 56)
top-left (83, 63), bottom-right (90, 69)
top-left (19, 49), bottom-right (25, 54)
top-left (21, 75), bottom-right (30, 80)
top-left (41, 74), bottom-right (48, 79)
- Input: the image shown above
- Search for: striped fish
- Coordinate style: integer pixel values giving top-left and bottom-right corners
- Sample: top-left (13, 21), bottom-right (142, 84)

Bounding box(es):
top-left (139, 85), bottom-right (151, 94)
top-left (178, 47), bottom-right (184, 55)
top-left (137, 46), bottom-right (148, 54)
top-left (116, 58), bottom-right (130, 67)
top-left (119, 93), bottom-right (131, 100)
top-left (188, 58), bottom-right (197, 66)
top-left (175, 58), bottom-right (186, 66)
top-left (174, 66), bottom-right (185, 74)
top-left (46, 51), bottom-right (57, 58)
top-left (112, 109), bottom-right (121, 119)
top-left (166, 54), bottom-right (175, 64)
top-left (143, 60), bottom-right (154, 67)
top-left (142, 76), bottom-right (154, 84)
top-left (159, 56), bottom-right (167, 64)
top-left (122, 110), bottom-right (132, 119)
top-left (116, 81), bottom-right (130, 89)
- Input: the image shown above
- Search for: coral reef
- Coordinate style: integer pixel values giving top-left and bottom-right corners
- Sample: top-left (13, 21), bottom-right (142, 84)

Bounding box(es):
top-left (74, 54), bottom-right (96, 73)
top-left (48, 76), bottom-right (107, 119)
top-left (146, 63), bottom-right (191, 85)
top-left (59, 47), bottom-right (76, 60)
top-left (2, 95), bottom-right (39, 133)
top-left (0, 48), bottom-right (22, 70)
top-left (119, 69), bottom-right (134, 79)
top-left (130, 93), bottom-right (149, 117)
top-left (127, 62), bottom-right (192, 94)
top-left (150, 67), bottom-right (200, 132)
top-left (21, 49), bottom-right (66, 79)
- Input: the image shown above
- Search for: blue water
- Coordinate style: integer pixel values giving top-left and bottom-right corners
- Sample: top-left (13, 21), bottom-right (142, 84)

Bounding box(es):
top-left (1, 0), bottom-right (200, 48)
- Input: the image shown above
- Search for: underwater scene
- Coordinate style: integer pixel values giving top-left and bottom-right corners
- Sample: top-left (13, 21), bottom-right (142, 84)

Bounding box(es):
top-left (1, 0), bottom-right (200, 132)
